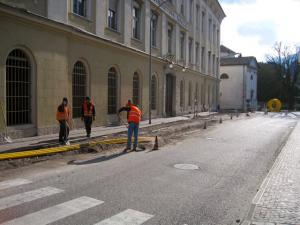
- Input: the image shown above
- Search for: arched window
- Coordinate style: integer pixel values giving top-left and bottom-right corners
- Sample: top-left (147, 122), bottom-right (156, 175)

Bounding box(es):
top-left (195, 83), bottom-right (199, 105)
top-left (188, 82), bottom-right (192, 106)
top-left (72, 61), bottom-right (87, 118)
top-left (132, 72), bottom-right (140, 105)
top-left (220, 73), bottom-right (229, 79)
top-left (6, 49), bottom-right (32, 126)
top-left (180, 80), bottom-right (184, 107)
top-left (108, 67), bottom-right (118, 114)
top-left (151, 75), bottom-right (157, 110)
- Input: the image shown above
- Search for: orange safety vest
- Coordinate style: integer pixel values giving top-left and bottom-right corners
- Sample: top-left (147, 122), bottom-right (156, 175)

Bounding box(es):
top-left (56, 105), bottom-right (70, 121)
top-left (83, 102), bottom-right (94, 117)
top-left (128, 105), bottom-right (141, 124)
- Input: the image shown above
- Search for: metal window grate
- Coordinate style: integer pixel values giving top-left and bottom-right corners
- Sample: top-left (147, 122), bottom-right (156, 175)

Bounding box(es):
top-left (180, 80), bottom-right (184, 107)
top-left (72, 61), bottom-right (87, 118)
top-left (133, 72), bottom-right (140, 105)
top-left (108, 68), bottom-right (117, 114)
top-left (6, 49), bottom-right (31, 126)
top-left (151, 75), bottom-right (157, 110)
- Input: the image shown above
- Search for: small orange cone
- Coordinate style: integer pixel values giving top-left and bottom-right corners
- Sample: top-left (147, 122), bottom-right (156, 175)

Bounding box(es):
top-left (153, 136), bottom-right (159, 150)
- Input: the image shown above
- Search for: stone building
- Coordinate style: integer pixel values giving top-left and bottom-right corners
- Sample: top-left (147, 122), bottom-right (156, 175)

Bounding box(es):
top-left (0, 0), bottom-right (225, 138)
top-left (219, 45), bottom-right (258, 111)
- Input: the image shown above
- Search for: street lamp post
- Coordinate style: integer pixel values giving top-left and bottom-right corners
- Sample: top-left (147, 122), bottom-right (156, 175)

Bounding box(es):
top-left (149, 0), bottom-right (169, 124)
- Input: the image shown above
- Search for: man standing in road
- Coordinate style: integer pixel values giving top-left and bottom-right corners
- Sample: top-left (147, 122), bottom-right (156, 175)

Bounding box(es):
top-left (81, 96), bottom-right (96, 138)
top-left (118, 101), bottom-right (142, 152)
top-left (56, 97), bottom-right (71, 145)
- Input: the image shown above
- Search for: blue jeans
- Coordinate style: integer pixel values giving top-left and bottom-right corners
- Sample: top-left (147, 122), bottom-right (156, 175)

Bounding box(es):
top-left (127, 122), bottom-right (139, 149)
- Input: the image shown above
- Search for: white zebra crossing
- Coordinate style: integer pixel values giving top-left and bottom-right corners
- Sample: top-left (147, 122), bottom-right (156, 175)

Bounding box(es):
top-left (0, 179), bottom-right (32, 191)
top-left (0, 178), bottom-right (155, 225)
top-left (1, 196), bottom-right (104, 225)
top-left (0, 186), bottom-right (63, 211)
top-left (94, 209), bottom-right (154, 225)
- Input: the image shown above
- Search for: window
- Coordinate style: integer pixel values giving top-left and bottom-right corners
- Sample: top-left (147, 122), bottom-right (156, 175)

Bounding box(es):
top-left (196, 5), bottom-right (200, 29)
top-left (73, 0), bottom-right (87, 17)
top-left (201, 47), bottom-right (205, 72)
top-left (208, 51), bottom-right (211, 73)
top-left (201, 11), bottom-right (205, 34)
top-left (180, 80), bottom-right (184, 107)
top-left (167, 23), bottom-right (173, 54)
top-left (151, 75), bottom-right (157, 110)
top-left (180, 31), bottom-right (185, 59)
top-left (132, 1), bottom-right (141, 40)
top-left (212, 54), bottom-right (216, 75)
top-left (220, 73), bottom-right (229, 79)
top-left (251, 75), bottom-right (253, 80)
top-left (213, 24), bottom-right (216, 44)
top-left (188, 82), bottom-right (192, 106)
top-left (195, 83), bottom-right (199, 105)
top-left (6, 49), bottom-right (32, 126)
top-left (108, 68), bottom-right (118, 114)
top-left (151, 11), bottom-right (158, 47)
top-left (189, 0), bottom-right (193, 22)
top-left (180, 0), bottom-right (184, 15)
top-left (217, 29), bottom-right (220, 45)
top-left (208, 18), bottom-right (212, 41)
top-left (195, 43), bottom-right (200, 66)
top-left (108, 0), bottom-right (118, 30)
top-left (132, 72), bottom-right (140, 105)
top-left (72, 61), bottom-right (87, 118)
top-left (188, 38), bottom-right (193, 64)
top-left (216, 57), bottom-right (219, 77)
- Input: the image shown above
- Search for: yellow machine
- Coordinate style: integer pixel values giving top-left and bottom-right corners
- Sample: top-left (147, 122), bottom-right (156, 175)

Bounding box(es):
top-left (267, 99), bottom-right (282, 112)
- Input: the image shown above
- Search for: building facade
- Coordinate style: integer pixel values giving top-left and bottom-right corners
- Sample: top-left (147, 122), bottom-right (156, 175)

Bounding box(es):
top-left (219, 46), bottom-right (258, 111)
top-left (0, 0), bottom-right (225, 138)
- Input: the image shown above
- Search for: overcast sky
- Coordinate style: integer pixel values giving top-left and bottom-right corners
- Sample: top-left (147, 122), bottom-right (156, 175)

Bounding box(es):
top-left (219, 0), bottom-right (300, 62)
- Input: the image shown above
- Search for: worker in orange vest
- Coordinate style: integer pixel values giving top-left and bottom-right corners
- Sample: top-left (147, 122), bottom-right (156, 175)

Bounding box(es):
top-left (81, 96), bottom-right (95, 138)
top-left (118, 101), bottom-right (142, 152)
top-left (56, 97), bottom-right (71, 145)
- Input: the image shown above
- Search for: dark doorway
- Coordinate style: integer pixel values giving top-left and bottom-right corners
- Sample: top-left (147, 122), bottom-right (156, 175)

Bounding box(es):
top-left (165, 74), bottom-right (175, 117)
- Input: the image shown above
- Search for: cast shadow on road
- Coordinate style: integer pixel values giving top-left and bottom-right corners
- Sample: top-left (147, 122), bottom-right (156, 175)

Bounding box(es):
top-left (67, 148), bottom-right (147, 165)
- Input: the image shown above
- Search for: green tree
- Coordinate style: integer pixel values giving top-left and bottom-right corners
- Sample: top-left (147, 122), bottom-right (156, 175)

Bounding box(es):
top-left (265, 42), bottom-right (300, 109)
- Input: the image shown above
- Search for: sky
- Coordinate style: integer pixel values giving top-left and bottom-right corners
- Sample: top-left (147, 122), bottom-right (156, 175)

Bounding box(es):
top-left (219, 0), bottom-right (300, 62)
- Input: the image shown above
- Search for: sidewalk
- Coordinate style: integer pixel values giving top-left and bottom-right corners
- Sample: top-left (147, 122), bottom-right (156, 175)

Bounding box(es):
top-left (0, 112), bottom-right (216, 153)
top-left (243, 121), bottom-right (300, 225)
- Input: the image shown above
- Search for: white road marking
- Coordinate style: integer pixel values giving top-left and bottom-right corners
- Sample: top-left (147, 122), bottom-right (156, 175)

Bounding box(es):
top-left (94, 209), bottom-right (154, 225)
top-left (0, 186), bottom-right (63, 211)
top-left (0, 179), bottom-right (32, 191)
top-left (1, 196), bottom-right (104, 225)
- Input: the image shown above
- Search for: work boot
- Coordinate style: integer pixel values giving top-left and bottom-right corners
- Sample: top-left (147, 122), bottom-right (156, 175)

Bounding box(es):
top-left (123, 147), bottom-right (131, 153)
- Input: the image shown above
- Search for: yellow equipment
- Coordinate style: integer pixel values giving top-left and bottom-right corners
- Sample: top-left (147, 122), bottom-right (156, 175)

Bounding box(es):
top-left (267, 99), bottom-right (282, 112)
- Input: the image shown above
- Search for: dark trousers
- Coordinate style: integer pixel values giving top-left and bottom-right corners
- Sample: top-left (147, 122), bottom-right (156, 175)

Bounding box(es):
top-left (84, 116), bottom-right (93, 136)
top-left (59, 120), bottom-right (69, 143)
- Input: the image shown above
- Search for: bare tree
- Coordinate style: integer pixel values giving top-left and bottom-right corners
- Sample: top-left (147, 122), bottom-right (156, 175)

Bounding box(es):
top-left (266, 42), bottom-right (300, 109)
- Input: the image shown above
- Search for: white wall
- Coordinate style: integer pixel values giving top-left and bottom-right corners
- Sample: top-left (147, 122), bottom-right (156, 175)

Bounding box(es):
top-left (219, 65), bottom-right (244, 110)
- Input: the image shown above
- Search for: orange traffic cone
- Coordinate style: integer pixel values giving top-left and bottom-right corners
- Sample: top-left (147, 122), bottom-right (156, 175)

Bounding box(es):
top-left (153, 136), bottom-right (159, 150)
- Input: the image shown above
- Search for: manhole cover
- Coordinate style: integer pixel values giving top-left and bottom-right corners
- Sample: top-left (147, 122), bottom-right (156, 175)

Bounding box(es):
top-left (174, 164), bottom-right (199, 170)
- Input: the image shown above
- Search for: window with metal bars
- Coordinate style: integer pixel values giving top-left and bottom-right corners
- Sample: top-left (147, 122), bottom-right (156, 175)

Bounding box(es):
top-left (188, 82), bottom-right (192, 106)
top-left (108, 68), bottom-right (118, 114)
top-left (180, 80), bottom-right (184, 107)
top-left (132, 72), bottom-right (140, 106)
top-left (151, 75), bottom-right (157, 110)
top-left (6, 49), bottom-right (32, 126)
top-left (72, 61), bottom-right (87, 118)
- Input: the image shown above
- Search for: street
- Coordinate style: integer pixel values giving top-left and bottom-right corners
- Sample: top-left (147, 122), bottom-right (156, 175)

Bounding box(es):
top-left (0, 115), bottom-right (297, 225)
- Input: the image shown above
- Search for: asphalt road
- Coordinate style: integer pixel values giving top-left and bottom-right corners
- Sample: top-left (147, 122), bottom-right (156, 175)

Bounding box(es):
top-left (0, 115), bottom-right (297, 225)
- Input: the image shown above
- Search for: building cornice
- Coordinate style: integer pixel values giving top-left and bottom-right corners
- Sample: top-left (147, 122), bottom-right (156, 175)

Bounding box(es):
top-left (206, 0), bottom-right (226, 23)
